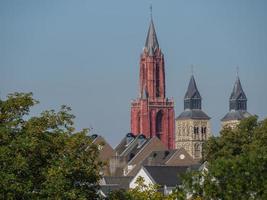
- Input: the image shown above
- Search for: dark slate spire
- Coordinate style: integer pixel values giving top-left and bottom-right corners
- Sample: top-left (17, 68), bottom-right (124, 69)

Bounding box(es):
top-left (184, 75), bottom-right (202, 110)
top-left (221, 75), bottom-right (251, 122)
top-left (145, 19), bottom-right (159, 56)
top-left (229, 76), bottom-right (247, 111)
top-left (177, 75), bottom-right (210, 120)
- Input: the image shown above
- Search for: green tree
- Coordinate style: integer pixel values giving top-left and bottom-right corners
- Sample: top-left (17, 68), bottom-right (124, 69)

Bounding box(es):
top-left (0, 92), bottom-right (103, 199)
top-left (127, 176), bottom-right (164, 200)
top-left (107, 189), bottom-right (132, 200)
top-left (108, 176), bottom-right (166, 200)
top-left (182, 116), bottom-right (267, 200)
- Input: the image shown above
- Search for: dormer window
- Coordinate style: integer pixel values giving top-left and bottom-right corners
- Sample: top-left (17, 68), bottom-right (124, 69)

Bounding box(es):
top-left (137, 134), bottom-right (146, 148)
top-left (125, 132), bottom-right (135, 146)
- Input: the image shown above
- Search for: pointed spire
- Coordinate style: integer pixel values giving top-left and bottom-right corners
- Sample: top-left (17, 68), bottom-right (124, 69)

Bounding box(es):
top-left (222, 74), bottom-right (250, 122)
top-left (230, 76), bottom-right (247, 100)
top-left (145, 13), bottom-right (159, 56)
top-left (184, 75), bottom-right (202, 110)
top-left (185, 75), bottom-right (201, 100)
top-left (229, 76), bottom-right (247, 111)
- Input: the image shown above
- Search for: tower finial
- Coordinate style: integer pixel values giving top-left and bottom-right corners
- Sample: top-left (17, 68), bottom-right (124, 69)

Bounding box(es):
top-left (236, 65), bottom-right (239, 77)
top-left (150, 3), bottom-right (153, 19)
top-left (190, 64), bottom-right (194, 76)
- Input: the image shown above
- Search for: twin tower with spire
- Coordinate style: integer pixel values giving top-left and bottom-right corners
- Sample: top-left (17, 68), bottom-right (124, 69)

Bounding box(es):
top-left (130, 16), bottom-right (251, 158)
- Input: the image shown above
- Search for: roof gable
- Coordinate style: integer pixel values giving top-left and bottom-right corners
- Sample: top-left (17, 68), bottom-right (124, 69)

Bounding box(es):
top-left (92, 135), bottom-right (115, 161)
top-left (165, 148), bottom-right (197, 166)
top-left (128, 136), bottom-right (167, 165)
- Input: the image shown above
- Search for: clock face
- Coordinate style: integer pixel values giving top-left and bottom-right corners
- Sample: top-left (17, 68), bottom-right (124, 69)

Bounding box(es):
top-left (179, 154), bottom-right (185, 160)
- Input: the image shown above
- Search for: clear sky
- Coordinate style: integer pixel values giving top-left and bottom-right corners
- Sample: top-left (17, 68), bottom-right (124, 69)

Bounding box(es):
top-left (1, 0), bottom-right (267, 147)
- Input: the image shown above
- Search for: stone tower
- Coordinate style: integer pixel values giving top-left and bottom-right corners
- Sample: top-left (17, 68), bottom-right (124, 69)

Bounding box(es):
top-left (221, 76), bottom-right (251, 128)
top-left (175, 75), bottom-right (211, 160)
top-left (130, 18), bottom-right (175, 149)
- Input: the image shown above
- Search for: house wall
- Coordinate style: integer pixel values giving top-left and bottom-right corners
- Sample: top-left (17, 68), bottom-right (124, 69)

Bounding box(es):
top-left (129, 168), bottom-right (154, 189)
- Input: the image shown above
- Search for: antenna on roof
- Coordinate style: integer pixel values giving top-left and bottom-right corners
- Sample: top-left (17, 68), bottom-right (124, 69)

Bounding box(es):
top-left (236, 65), bottom-right (239, 77)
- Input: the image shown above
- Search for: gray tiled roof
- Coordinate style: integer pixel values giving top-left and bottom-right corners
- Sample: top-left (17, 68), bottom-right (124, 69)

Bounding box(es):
top-left (115, 137), bottom-right (128, 155)
top-left (145, 19), bottom-right (159, 56)
top-left (142, 150), bottom-right (177, 166)
top-left (143, 165), bottom-right (200, 187)
top-left (115, 133), bottom-right (150, 162)
top-left (221, 110), bottom-right (252, 121)
top-left (176, 109), bottom-right (210, 120)
top-left (103, 176), bottom-right (132, 190)
top-left (100, 185), bottom-right (119, 197)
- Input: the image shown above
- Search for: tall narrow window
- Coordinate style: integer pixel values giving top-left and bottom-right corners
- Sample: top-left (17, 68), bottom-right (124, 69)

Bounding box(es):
top-left (194, 127), bottom-right (199, 139)
top-left (201, 127), bottom-right (207, 140)
top-left (137, 112), bottom-right (140, 133)
top-left (156, 111), bottom-right (163, 139)
top-left (156, 64), bottom-right (160, 97)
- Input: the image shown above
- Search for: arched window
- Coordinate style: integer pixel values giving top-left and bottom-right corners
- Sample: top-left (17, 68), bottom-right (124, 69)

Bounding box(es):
top-left (156, 111), bottom-right (163, 139)
top-left (194, 143), bottom-right (201, 158)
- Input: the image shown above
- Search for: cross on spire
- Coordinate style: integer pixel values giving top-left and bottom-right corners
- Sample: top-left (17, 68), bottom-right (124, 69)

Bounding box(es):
top-left (150, 4), bottom-right (153, 19)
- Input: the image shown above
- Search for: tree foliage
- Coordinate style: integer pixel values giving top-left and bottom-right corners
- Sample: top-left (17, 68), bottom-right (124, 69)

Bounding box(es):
top-left (0, 92), bottom-right (103, 199)
top-left (183, 116), bottom-right (267, 200)
top-left (127, 176), bottom-right (164, 200)
top-left (108, 176), bottom-right (164, 200)
top-left (107, 176), bottom-right (188, 200)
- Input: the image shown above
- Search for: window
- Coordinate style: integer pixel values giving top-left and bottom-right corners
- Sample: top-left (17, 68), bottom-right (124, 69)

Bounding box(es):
top-left (156, 111), bottom-right (163, 139)
top-left (201, 127), bottom-right (207, 140)
top-left (137, 112), bottom-right (140, 133)
top-left (194, 143), bottom-right (201, 158)
top-left (156, 64), bottom-right (160, 97)
top-left (194, 127), bottom-right (199, 139)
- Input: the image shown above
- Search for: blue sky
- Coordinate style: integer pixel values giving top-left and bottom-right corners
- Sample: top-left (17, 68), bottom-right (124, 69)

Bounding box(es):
top-left (1, 0), bottom-right (267, 147)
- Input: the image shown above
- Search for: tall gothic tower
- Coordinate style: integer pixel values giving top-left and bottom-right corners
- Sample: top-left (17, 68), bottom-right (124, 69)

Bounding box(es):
top-left (221, 76), bottom-right (251, 128)
top-left (175, 75), bottom-right (211, 160)
top-left (130, 18), bottom-right (175, 149)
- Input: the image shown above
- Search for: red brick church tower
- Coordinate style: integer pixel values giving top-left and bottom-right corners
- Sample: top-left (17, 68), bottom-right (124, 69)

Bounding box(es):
top-left (130, 17), bottom-right (175, 149)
